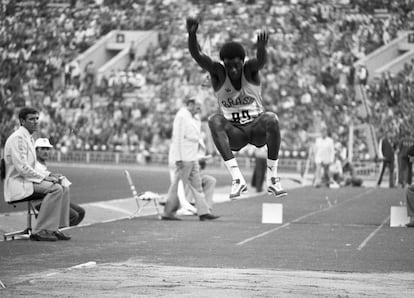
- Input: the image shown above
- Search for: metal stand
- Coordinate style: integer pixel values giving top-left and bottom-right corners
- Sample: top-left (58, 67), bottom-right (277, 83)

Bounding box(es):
top-left (3, 200), bottom-right (39, 241)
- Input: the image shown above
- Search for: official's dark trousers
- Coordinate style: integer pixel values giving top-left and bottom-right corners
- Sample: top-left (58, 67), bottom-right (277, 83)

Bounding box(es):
top-left (251, 157), bottom-right (266, 192)
top-left (398, 156), bottom-right (413, 186)
top-left (377, 159), bottom-right (395, 188)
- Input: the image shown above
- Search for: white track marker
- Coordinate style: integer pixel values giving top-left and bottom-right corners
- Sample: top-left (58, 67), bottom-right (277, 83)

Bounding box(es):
top-left (88, 202), bottom-right (132, 216)
top-left (357, 216), bottom-right (390, 251)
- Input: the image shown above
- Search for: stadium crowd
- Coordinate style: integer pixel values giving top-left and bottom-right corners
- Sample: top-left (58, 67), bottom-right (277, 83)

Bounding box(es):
top-left (1, 0), bottom-right (414, 163)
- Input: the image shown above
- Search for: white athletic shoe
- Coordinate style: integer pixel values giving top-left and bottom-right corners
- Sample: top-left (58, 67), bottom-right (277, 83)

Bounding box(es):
top-left (229, 179), bottom-right (248, 199)
top-left (267, 177), bottom-right (287, 198)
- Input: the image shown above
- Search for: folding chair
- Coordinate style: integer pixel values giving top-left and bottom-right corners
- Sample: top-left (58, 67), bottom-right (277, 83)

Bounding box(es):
top-left (124, 170), bottom-right (162, 219)
top-left (1, 158), bottom-right (45, 240)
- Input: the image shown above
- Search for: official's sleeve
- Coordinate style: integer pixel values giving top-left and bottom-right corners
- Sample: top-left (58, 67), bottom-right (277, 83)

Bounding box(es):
top-left (175, 114), bottom-right (185, 161)
top-left (34, 161), bottom-right (51, 177)
top-left (330, 139), bottom-right (335, 163)
top-left (378, 138), bottom-right (384, 160)
top-left (9, 136), bottom-right (46, 183)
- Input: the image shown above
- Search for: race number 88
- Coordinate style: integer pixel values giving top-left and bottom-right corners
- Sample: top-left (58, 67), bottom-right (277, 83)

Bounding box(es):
top-left (232, 110), bottom-right (251, 123)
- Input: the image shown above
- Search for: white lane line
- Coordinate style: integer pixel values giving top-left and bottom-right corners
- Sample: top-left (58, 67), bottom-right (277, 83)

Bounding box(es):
top-left (237, 206), bottom-right (330, 246)
top-left (357, 216), bottom-right (390, 251)
top-left (237, 188), bottom-right (374, 246)
top-left (88, 202), bottom-right (134, 215)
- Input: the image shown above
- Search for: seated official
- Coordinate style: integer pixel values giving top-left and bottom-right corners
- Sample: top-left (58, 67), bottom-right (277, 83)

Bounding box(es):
top-left (3, 107), bottom-right (70, 241)
top-left (34, 138), bottom-right (85, 227)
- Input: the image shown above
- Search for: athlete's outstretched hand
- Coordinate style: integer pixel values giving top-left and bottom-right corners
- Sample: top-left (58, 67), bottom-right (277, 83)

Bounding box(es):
top-left (257, 31), bottom-right (269, 47)
top-left (186, 17), bottom-right (199, 34)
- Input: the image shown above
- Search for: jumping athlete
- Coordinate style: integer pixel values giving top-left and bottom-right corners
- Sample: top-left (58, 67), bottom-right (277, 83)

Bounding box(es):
top-left (186, 17), bottom-right (287, 199)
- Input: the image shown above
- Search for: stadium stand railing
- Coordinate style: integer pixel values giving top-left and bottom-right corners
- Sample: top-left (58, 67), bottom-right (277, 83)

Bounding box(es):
top-left (44, 150), bottom-right (380, 180)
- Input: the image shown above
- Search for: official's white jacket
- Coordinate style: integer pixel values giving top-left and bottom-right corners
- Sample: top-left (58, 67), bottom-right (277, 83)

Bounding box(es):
top-left (3, 127), bottom-right (46, 203)
top-left (314, 136), bottom-right (335, 165)
top-left (168, 107), bottom-right (201, 163)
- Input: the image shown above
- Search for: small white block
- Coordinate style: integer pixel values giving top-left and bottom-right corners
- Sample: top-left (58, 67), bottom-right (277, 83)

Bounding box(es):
top-left (262, 203), bottom-right (283, 224)
top-left (390, 206), bottom-right (410, 227)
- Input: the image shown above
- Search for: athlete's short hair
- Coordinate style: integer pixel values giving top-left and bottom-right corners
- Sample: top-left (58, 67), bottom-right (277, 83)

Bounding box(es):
top-left (219, 42), bottom-right (245, 61)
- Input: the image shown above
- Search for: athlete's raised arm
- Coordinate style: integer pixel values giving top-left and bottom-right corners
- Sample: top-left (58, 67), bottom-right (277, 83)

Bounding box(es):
top-left (245, 31), bottom-right (268, 83)
top-left (187, 17), bottom-right (218, 73)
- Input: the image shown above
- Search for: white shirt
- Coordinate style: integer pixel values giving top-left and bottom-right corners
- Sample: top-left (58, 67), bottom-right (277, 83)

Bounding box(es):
top-left (314, 136), bottom-right (335, 164)
top-left (168, 107), bottom-right (201, 164)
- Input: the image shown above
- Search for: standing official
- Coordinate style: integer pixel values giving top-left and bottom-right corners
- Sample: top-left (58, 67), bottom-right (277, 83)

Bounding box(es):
top-left (405, 145), bottom-right (414, 227)
top-left (397, 134), bottom-right (414, 187)
top-left (313, 127), bottom-right (335, 187)
top-left (376, 131), bottom-right (396, 188)
top-left (162, 99), bottom-right (220, 221)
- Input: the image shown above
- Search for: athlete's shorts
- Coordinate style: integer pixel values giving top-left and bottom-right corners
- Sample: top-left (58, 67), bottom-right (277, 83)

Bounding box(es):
top-left (229, 113), bottom-right (266, 147)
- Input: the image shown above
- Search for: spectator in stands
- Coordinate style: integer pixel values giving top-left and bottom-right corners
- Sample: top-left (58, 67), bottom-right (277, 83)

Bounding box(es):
top-left (83, 60), bottom-right (95, 94)
top-left (3, 107), bottom-right (70, 241)
top-left (34, 137), bottom-right (85, 227)
top-left (356, 65), bottom-right (369, 85)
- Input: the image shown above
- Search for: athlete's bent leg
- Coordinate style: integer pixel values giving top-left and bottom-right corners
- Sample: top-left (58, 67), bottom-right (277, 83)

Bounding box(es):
top-left (208, 114), bottom-right (248, 199)
top-left (256, 112), bottom-right (287, 198)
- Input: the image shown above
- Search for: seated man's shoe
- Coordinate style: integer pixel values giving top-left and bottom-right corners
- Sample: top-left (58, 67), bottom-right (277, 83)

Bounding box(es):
top-left (161, 215), bottom-right (182, 221)
top-left (199, 213), bottom-right (220, 221)
top-left (30, 230), bottom-right (57, 241)
top-left (406, 222), bottom-right (414, 228)
top-left (229, 179), bottom-right (247, 199)
top-left (267, 177), bottom-right (287, 198)
top-left (54, 230), bottom-right (71, 240)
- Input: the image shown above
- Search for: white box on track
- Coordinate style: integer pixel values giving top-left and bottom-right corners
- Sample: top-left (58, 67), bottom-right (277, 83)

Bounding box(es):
top-left (262, 203), bottom-right (283, 224)
top-left (390, 206), bottom-right (409, 227)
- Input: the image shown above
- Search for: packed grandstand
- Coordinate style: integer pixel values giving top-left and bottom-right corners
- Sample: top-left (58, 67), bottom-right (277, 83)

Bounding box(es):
top-left (0, 0), bottom-right (413, 166)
